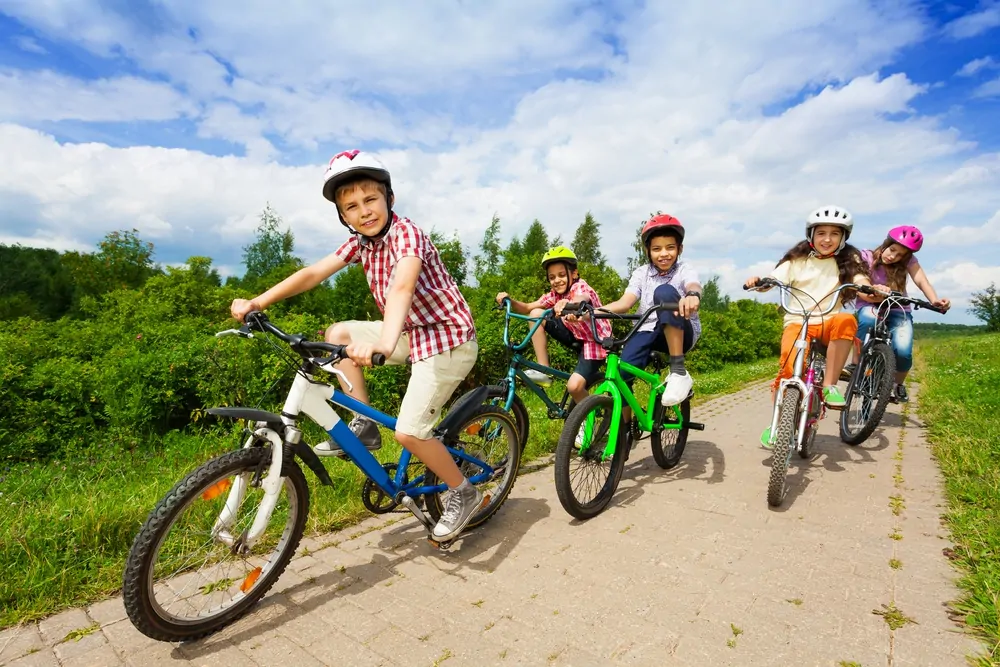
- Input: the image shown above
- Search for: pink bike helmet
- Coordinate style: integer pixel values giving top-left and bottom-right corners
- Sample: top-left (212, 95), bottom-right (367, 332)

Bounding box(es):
top-left (887, 225), bottom-right (923, 252)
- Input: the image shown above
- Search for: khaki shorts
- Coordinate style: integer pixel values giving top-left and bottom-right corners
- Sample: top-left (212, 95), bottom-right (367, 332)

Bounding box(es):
top-left (340, 321), bottom-right (478, 439)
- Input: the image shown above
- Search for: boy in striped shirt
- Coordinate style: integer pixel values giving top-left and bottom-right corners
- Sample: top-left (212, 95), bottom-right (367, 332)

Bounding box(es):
top-left (230, 150), bottom-right (482, 542)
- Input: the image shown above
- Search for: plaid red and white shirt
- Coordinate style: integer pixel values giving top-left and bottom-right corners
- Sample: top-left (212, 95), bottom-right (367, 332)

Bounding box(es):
top-left (537, 278), bottom-right (610, 361)
top-left (334, 215), bottom-right (476, 362)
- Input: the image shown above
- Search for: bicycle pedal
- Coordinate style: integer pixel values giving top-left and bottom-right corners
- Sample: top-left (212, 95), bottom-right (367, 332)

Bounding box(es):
top-left (427, 537), bottom-right (453, 551)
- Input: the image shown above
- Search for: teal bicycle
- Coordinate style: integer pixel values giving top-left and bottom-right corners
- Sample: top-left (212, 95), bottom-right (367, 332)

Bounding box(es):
top-left (452, 297), bottom-right (602, 450)
top-left (553, 302), bottom-right (705, 519)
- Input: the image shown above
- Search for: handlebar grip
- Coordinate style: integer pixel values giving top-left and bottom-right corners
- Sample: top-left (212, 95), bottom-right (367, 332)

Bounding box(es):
top-left (371, 353), bottom-right (387, 366)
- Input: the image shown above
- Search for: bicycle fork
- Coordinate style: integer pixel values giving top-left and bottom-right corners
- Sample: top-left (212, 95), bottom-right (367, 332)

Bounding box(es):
top-left (213, 426), bottom-right (286, 551)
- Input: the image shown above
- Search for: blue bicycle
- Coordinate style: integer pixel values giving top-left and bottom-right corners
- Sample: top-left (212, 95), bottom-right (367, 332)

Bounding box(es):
top-left (122, 312), bottom-right (520, 642)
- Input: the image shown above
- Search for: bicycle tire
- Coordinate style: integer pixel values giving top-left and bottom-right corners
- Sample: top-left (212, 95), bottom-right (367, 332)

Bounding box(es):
top-left (452, 385), bottom-right (530, 451)
top-left (553, 394), bottom-right (628, 520)
top-left (123, 446), bottom-right (308, 642)
top-left (650, 397), bottom-right (691, 469)
top-left (839, 341), bottom-right (895, 445)
top-left (424, 406), bottom-right (521, 530)
top-left (768, 386), bottom-right (800, 507)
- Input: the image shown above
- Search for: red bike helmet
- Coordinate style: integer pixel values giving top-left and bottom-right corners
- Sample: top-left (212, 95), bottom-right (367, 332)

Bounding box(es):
top-left (641, 214), bottom-right (685, 246)
top-left (887, 225), bottom-right (923, 252)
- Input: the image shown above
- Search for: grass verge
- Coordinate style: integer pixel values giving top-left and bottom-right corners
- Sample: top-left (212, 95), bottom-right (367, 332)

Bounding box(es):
top-left (916, 331), bottom-right (1000, 665)
top-left (1, 355), bottom-right (776, 628)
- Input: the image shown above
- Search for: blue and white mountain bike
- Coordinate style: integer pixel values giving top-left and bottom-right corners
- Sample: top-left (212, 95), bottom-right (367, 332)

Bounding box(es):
top-left (122, 312), bottom-right (519, 642)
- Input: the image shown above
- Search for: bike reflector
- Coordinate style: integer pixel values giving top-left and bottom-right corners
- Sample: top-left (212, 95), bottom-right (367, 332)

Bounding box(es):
top-left (240, 567), bottom-right (262, 593)
top-left (200, 479), bottom-right (232, 502)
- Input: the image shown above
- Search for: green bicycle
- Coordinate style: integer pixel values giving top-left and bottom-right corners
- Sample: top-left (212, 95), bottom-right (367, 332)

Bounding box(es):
top-left (553, 301), bottom-right (705, 519)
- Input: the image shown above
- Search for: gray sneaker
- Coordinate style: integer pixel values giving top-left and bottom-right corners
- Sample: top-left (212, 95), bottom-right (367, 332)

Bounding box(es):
top-left (314, 416), bottom-right (382, 457)
top-left (431, 480), bottom-right (484, 541)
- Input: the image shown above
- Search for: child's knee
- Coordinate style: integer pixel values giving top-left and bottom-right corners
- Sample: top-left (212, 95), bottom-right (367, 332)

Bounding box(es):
top-left (567, 374), bottom-right (586, 394)
top-left (326, 322), bottom-right (350, 343)
top-left (653, 283), bottom-right (681, 304)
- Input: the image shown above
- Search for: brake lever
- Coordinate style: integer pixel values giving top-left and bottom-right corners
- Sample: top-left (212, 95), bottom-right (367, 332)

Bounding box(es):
top-left (315, 360), bottom-right (354, 392)
top-left (215, 328), bottom-right (254, 339)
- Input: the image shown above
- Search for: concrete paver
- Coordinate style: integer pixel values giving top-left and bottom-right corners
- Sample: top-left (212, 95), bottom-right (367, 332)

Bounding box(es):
top-left (1, 381), bottom-right (987, 666)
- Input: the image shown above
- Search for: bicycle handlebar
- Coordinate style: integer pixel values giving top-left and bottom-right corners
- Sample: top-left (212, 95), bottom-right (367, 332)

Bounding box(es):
top-left (562, 301), bottom-right (681, 350)
top-left (870, 290), bottom-right (947, 314)
top-left (238, 312), bottom-right (387, 365)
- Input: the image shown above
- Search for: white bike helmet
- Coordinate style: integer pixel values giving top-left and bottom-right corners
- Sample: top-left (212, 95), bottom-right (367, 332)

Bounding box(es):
top-left (806, 205), bottom-right (853, 253)
top-left (321, 150), bottom-right (394, 230)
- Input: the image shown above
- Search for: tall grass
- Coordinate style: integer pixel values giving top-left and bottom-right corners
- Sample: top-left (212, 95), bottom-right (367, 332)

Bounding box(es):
top-left (0, 356), bottom-right (775, 628)
top-left (916, 332), bottom-right (1000, 665)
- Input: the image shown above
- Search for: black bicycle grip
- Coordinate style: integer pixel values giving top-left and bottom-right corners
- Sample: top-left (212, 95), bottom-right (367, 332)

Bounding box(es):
top-left (371, 353), bottom-right (387, 366)
top-left (561, 301), bottom-right (588, 315)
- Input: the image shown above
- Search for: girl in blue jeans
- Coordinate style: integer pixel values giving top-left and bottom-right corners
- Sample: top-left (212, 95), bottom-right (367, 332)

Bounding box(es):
top-left (851, 225), bottom-right (951, 402)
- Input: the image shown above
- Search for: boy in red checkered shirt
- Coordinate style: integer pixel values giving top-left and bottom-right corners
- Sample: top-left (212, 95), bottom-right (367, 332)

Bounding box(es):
top-left (495, 246), bottom-right (611, 405)
top-left (230, 150), bottom-right (482, 542)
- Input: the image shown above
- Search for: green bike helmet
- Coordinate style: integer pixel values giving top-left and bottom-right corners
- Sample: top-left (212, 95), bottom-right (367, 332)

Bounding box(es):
top-left (541, 246), bottom-right (578, 271)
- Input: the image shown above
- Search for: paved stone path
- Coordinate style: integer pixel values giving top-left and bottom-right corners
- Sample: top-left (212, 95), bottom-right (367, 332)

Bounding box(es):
top-left (0, 382), bottom-right (985, 666)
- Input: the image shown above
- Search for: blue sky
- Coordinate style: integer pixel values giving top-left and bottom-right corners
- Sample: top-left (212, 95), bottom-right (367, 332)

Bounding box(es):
top-left (1, 0), bottom-right (999, 324)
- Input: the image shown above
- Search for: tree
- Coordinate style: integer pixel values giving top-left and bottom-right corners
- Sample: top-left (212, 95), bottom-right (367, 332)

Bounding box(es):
top-left (970, 282), bottom-right (1000, 332)
top-left (242, 203), bottom-right (295, 283)
top-left (183, 256), bottom-right (222, 287)
top-left (700, 276), bottom-right (731, 312)
top-left (522, 219), bottom-right (549, 257)
top-left (572, 212), bottom-right (606, 266)
top-left (474, 214), bottom-right (503, 282)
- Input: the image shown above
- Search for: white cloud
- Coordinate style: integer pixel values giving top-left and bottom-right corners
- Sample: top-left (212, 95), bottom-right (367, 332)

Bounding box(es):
top-left (932, 210), bottom-right (1000, 246)
top-left (943, 4), bottom-right (1000, 39)
top-left (0, 69), bottom-right (195, 122)
top-left (12, 35), bottom-right (47, 54)
top-left (973, 76), bottom-right (1000, 98)
top-left (0, 232), bottom-right (90, 253)
top-left (924, 261), bottom-right (1000, 321)
top-left (957, 56), bottom-right (999, 77)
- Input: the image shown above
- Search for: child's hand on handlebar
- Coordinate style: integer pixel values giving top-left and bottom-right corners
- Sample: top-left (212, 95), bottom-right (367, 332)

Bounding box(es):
top-left (933, 297), bottom-right (951, 312)
top-left (495, 292), bottom-right (510, 306)
top-left (676, 293), bottom-right (700, 319)
top-left (346, 341), bottom-right (390, 368)
top-left (744, 276), bottom-right (764, 290)
top-left (230, 298), bottom-right (262, 323)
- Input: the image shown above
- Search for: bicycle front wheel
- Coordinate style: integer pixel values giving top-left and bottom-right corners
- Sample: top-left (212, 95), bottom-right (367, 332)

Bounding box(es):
top-left (768, 386), bottom-right (800, 507)
top-left (839, 342), bottom-right (895, 445)
top-left (123, 446), bottom-right (309, 642)
top-left (554, 394), bottom-right (627, 520)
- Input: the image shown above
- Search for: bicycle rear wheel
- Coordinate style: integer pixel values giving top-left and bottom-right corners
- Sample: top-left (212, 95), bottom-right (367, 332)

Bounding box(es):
top-left (650, 398), bottom-right (691, 469)
top-left (839, 342), bottom-right (895, 445)
top-left (768, 386), bottom-right (800, 507)
top-left (123, 446), bottom-right (308, 642)
top-left (554, 394), bottom-right (628, 520)
top-left (425, 406), bottom-right (521, 530)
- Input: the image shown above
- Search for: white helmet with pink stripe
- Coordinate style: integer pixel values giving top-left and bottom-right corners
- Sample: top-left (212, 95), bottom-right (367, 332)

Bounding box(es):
top-left (322, 149), bottom-right (392, 204)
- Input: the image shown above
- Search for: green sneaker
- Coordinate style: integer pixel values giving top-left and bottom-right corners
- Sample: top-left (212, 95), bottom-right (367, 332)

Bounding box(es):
top-left (823, 385), bottom-right (846, 409)
top-left (760, 427), bottom-right (773, 449)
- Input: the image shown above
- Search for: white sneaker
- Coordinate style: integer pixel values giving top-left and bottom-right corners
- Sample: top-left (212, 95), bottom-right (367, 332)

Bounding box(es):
top-left (523, 369), bottom-right (552, 387)
top-left (660, 372), bottom-right (693, 407)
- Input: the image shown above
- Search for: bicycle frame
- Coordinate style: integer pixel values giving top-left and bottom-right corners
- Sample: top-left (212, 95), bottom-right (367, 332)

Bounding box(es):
top-left (217, 358), bottom-right (495, 550)
top-left (498, 301), bottom-right (575, 418)
top-left (762, 282), bottom-right (856, 450)
top-left (567, 302), bottom-right (694, 457)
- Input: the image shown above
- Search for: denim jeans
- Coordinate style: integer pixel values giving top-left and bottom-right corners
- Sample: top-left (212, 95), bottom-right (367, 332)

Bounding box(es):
top-left (856, 306), bottom-right (914, 372)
